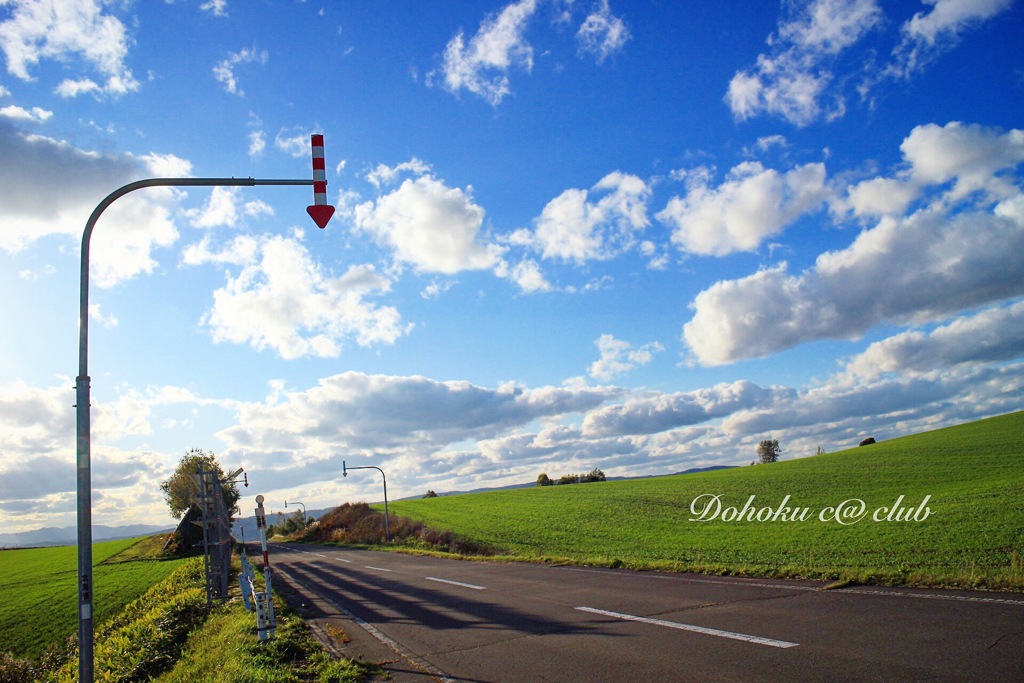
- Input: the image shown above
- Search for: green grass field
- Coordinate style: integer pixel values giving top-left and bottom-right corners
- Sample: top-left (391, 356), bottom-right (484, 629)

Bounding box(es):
top-left (388, 411), bottom-right (1024, 589)
top-left (0, 535), bottom-right (187, 661)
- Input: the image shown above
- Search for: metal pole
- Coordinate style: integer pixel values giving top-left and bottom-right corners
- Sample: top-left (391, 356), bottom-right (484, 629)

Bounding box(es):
top-left (76, 177), bottom-right (313, 683)
top-left (342, 462), bottom-right (390, 542)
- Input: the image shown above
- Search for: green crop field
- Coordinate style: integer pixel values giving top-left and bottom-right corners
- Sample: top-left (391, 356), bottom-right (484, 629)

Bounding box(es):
top-left (389, 411), bottom-right (1024, 589)
top-left (0, 536), bottom-right (187, 661)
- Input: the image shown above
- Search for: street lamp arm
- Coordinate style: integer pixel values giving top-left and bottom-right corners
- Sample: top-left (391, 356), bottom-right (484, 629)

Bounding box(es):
top-left (77, 177), bottom-right (313, 377)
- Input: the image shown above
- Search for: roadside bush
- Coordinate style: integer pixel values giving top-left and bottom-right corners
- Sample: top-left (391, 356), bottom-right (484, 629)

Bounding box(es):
top-left (298, 502), bottom-right (498, 555)
top-left (0, 652), bottom-right (35, 683)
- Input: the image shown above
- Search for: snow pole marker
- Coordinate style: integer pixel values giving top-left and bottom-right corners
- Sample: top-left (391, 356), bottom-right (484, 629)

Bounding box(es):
top-left (306, 134), bottom-right (335, 229)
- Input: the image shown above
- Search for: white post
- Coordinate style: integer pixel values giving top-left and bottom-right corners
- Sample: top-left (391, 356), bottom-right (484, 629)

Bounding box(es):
top-left (254, 495), bottom-right (275, 638)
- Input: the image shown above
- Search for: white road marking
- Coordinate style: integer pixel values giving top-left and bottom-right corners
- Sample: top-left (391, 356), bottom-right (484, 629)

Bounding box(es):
top-left (576, 606), bottom-right (799, 649)
top-left (425, 576), bottom-right (487, 590)
top-left (333, 557), bottom-right (353, 563)
top-left (560, 567), bottom-right (1024, 606)
top-left (365, 565), bottom-right (392, 572)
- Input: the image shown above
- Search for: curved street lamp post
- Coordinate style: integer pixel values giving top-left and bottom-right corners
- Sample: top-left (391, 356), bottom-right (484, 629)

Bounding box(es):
top-left (284, 500), bottom-right (307, 525)
top-left (76, 150), bottom-right (332, 683)
top-left (342, 461), bottom-right (390, 542)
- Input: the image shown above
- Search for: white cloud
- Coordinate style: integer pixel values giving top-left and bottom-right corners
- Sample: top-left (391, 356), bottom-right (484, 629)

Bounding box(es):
top-left (0, 103), bottom-right (51, 122)
top-left (0, 0), bottom-right (139, 97)
top-left (275, 128), bottom-right (309, 158)
top-left (683, 126), bottom-right (1024, 366)
top-left (840, 300), bottom-right (1024, 383)
top-left (726, 0), bottom-right (882, 125)
top-left (366, 158), bottom-right (432, 188)
top-left (508, 258), bottom-right (552, 293)
top-left (658, 161), bottom-right (828, 256)
top-left (439, 0), bottom-right (538, 105)
top-left (588, 334), bottom-right (664, 381)
top-left (186, 186), bottom-right (241, 227)
top-left (885, 0), bottom-right (1013, 79)
top-left (354, 175), bottom-right (499, 274)
top-left (216, 371), bottom-right (618, 458)
top-left (531, 171), bottom-right (651, 263)
top-left (576, 0), bottom-right (630, 64)
top-left (182, 186), bottom-right (273, 228)
top-left (199, 235), bottom-right (409, 359)
top-left (833, 121), bottom-right (1024, 219)
top-left (582, 380), bottom-right (785, 438)
top-left (901, 121), bottom-right (1024, 202)
top-left (200, 0), bottom-right (228, 17)
top-left (213, 47), bottom-right (268, 96)
top-left (0, 121), bottom-right (181, 286)
top-left (248, 129), bottom-right (266, 158)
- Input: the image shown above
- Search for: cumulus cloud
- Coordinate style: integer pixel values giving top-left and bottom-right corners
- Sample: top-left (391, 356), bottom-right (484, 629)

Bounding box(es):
top-left (588, 334), bottom-right (664, 381)
top-left (0, 103), bottom-right (51, 122)
top-left (726, 0), bottom-right (882, 125)
top-left (582, 380), bottom-right (787, 438)
top-left (213, 46), bottom-right (268, 96)
top-left (184, 186), bottom-right (274, 228)
top-left (684, 125), bottom-right (1024, 365)
top-left (658, 161), bottom-right (828, 256)
top-left (0, 121), bottom-right (183, 286)
top-left (530, 171), bottom-right (651, 263)
top-left (576, 0), bottom-right (630, 63)
top-left (0, 0), bottom-right (139, 97)
top-left (834, 121), bottom-right (1024, 219)
top-left (840, 300), bottom-right (1024, 383)
top-left (438, 0), bottom-right (538, 105)
top-left (193, 235), bottom-right (408, 359)
top-left (354, 175), bottom-right (499, 274)
top-left (216, 371), bottom-right (618, 457)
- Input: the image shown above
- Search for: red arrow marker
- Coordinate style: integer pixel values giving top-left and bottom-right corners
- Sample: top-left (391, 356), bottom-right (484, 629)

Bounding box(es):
top-left (306, 204), bottom-right (335, 229)
top-left (307, 134), bottom-right (335, 229)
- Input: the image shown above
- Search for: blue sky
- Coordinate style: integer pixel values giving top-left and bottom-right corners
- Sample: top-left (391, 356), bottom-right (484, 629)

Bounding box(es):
top-left (1, 0), bottom-right (1022, 533)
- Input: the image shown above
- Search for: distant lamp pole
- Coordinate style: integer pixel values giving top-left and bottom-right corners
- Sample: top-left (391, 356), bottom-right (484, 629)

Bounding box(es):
top-left (74, 136), bottom-right (334, 683)
top-left (284, 499), bottom-right (306, 524)
top-left (342, 461), bottom-right (390, 542)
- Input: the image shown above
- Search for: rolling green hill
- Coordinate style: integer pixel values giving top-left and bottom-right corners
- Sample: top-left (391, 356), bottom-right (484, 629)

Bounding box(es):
top-left (389, 411), bottom-right (1024, 589)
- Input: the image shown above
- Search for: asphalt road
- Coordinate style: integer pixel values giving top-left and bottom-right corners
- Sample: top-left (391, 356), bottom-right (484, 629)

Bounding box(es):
top-left (264, 543), bottom-right (1024, 682)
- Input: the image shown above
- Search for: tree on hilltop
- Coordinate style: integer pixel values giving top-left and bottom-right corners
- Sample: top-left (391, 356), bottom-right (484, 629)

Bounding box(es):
top-left (757, 439), bottom-right (781, 464)
top-left (160, 448), bottom-right (241, 520)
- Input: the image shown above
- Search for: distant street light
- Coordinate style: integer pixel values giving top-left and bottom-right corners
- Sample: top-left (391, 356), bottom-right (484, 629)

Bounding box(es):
top-left (75, 137), bottom-right (333, 683)
top-left (342, 461), bottom-right (390, 542)
top-left (284, 499), bottom-right (307, 523)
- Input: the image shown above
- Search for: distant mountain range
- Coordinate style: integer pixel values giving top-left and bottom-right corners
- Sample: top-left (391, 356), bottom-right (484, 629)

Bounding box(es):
top-left (6, 466), bottom-right (736, 548)
top-left (0, 523), bottom-right (174, 549)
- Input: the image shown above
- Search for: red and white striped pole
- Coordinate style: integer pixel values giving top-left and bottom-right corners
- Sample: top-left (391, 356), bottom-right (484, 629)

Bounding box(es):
top-left (306, 134), bottom-right (335, 229)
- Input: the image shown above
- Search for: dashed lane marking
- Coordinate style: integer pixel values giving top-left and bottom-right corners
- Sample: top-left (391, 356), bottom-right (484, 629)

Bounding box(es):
top-left (425, 576), bottom-right (487, 590)
top-left (576, 606), bottom-right (799, 649)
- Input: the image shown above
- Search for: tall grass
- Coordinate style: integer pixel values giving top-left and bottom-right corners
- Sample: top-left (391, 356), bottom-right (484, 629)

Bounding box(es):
top-left (388, 411), bottom-right (1024, 589)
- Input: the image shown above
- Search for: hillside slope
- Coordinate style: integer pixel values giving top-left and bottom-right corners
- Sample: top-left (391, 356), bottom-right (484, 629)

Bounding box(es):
top-left (388, 411), bottom-right (1024, 588)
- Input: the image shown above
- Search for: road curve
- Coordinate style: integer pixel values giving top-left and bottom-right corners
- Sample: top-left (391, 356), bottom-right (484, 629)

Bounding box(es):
top-left (265, 543), bottom-right (1024, 683)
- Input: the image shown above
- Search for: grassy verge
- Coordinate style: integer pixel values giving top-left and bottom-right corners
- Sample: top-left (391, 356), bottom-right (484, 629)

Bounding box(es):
top-left (383, 411), bottom-right (1024, 590)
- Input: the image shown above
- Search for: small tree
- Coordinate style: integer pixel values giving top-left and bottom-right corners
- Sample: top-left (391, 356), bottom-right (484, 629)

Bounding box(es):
top-left (536, 473), bottom-right (552, 487)
top-left (756, 439), bottom-right (781, 464)
top-left (159, 448), bottom-right (241, 520)
top-left (423, 490), bottom-right (438, 498)
top-left (581, 468), bottom-right (606, 483)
